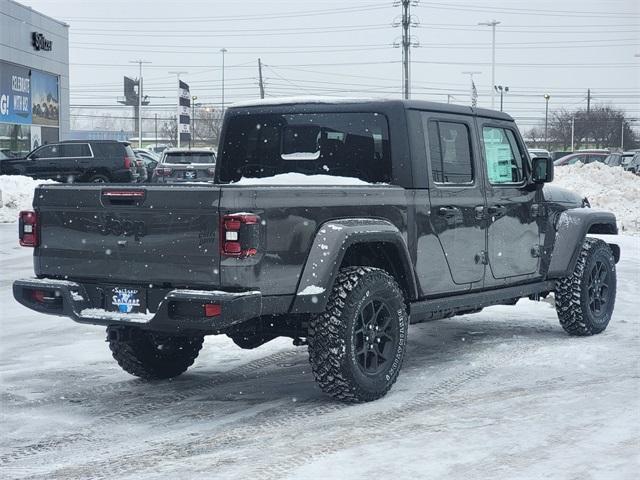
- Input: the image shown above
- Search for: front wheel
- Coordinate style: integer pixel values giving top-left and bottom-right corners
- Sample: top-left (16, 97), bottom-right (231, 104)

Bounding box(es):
top-left (555, 238), bottom-right (617, 336)
top-left (308, 267), bottom-right (408, 402)
top-left (108, 327), bottom-right (204, 379)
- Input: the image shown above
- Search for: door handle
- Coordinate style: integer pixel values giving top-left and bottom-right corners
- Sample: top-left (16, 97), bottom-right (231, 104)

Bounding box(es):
top-left (487, 205), bottom-right (507, 218)
top-left (438, 206), bottom-right (460, 218)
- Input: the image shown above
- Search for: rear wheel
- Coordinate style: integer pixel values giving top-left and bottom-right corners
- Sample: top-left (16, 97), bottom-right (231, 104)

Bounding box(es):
top-left (308, 266), bottom-right (408, 402)
top-left (87, 174), bottom-right (109, 183)
top-left (107, 327), bottom-right (204, 379)
top-left (555, 238), bottom-right (617, 336)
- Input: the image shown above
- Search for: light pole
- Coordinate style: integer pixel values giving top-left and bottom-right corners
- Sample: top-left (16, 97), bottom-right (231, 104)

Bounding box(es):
top-left (544, 94), bottom-right (551, 150)
top-left (478, 20), bottom-right (500, 109)
top-left (190, 96), bottom-right (197, 149)
top-left (220, 48), bottom-right (227, 116)
top-left (494, 85), bottom-right (509, 112)
top-left (130, 59), bottom-right (151, 148)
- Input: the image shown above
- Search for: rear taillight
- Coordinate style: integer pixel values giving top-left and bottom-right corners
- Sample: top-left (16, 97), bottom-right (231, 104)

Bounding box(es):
top-left (155, 167), bottom-right (172, 176)
top-left (124, 156), bottom-right (136, 169)
top-left (221, 213), bottom-right (259, 257)
top-left (19, 210), bottom-right (39, 247)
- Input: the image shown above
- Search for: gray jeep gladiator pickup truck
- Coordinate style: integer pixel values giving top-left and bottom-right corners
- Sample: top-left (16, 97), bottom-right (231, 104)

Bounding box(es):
top-left (14, 99), bottom-right (619, 402)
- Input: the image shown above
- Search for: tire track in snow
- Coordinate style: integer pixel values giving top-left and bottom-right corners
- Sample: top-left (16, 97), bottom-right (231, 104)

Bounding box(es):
top-left (27, 338), bottom-right (539, 480)
top-left (0, 348), bottom-right (300, 468)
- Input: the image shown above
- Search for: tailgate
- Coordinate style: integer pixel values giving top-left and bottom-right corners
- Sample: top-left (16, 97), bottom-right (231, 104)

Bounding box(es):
top-left (33, 185), bottom-right (221, 287)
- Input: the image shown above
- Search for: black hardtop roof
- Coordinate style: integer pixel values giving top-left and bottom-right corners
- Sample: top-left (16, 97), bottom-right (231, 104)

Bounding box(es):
top-left (228, 97), bottom-right (513, 122)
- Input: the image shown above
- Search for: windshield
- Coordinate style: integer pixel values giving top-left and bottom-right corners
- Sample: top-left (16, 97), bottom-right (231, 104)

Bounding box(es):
top-left (163, 152), bottom-right (215, 164)
top-left (218, 112), bottom-right (391, 183)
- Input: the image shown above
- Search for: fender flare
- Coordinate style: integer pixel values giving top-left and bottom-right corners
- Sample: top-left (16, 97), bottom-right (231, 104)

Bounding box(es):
top-left (291, 218), bottom-right (417, 314)
top-left (546, 208), bottom-right (619, 279)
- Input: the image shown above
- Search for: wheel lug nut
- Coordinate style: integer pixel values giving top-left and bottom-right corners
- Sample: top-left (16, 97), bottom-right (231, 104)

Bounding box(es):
top-left (377, 338), bottom-right (381, 343)
top-left (365, 336), bottom-right (369, 341)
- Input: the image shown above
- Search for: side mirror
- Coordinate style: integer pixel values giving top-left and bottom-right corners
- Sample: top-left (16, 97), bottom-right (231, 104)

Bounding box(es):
top-left (531, 156), bottom-right (554, 184)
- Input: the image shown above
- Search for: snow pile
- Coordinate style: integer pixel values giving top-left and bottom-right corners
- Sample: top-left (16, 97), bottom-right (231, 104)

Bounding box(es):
top-left (553, 162), bottom-right (640, 234)
top-left (232, 173), bottom-right (373, 186)
top-left (0, 176), bottom-right (57, 223)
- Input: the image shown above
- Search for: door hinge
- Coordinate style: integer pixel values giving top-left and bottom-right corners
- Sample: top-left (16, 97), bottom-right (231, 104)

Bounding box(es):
top-left (531, 204), bottom-right (544, 217)
top-left (475, 250), bottom-right (489, 265)
top-left (531, 245), bottom-right (543, 258)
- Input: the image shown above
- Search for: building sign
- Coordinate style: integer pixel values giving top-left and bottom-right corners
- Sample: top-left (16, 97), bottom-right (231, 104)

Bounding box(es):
top-left (32, 32), bottom-right (53, 51)
top-left (177, 79), bottom-right (191, 147)
top-left (0, 62), bottom-right (32, 124)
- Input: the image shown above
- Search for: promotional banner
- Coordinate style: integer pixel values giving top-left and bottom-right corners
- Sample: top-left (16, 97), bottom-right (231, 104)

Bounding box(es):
top-left (177, 79), bottom-right (191, 146)
top-left (0, 61), bottom-right (32, 125)
top-left (31, 69), bottom-right (59, 126)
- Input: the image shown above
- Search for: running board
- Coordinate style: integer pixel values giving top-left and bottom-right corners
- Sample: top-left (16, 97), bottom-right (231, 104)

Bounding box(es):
top-left (410, 280), bottom-right (556, 323)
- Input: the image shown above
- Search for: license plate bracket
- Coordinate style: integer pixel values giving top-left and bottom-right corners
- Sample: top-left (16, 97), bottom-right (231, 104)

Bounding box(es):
top-left (106, 286), bottom-right (146, 314)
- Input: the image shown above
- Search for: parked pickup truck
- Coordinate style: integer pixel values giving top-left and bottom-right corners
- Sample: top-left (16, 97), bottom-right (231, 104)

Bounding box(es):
top-left (14, 99), bottom-right (620, 403)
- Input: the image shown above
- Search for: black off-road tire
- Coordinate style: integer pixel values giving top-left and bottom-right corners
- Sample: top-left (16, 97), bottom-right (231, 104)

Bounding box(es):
top-left (308, 266), bottom-right (408, 403)
top-left (87, 174), bottom-right (110, 183)
top-left (555, 238), bottom-right (617, 336)
top-left (107, 327), bottom-right (204, 380)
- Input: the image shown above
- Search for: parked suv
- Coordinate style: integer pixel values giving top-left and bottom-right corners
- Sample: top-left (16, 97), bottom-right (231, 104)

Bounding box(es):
top-left (151, 148), bottom-right (216, 183)
top-left (13, 99), bottom-right (619, 403)
top-left (604, 152), bottom-right (635, 168)
top-left (0, 140), bottom-right (138, 183)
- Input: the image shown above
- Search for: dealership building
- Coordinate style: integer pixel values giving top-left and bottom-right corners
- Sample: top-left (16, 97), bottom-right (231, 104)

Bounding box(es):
top-left (0, 0), bottom-right (69, 155)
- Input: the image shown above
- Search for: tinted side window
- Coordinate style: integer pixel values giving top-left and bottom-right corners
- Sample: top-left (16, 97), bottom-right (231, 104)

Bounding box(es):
top-left (60, 144), bottom-right (91, 157)
top-left (33, 144), bottom-right (61, 158)
top-left (426, 120), bottom-right (473, 184)
top-left (482, 127), bottom-right (524, 184)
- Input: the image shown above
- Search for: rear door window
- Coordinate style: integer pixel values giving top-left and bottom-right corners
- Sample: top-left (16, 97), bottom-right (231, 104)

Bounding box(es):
top-left (59, 143), bottom-right (91, 158)
top-left (426, 120), bottom-right (473, 184)
top-left (482, 127), bottom-right (525, 184)
top-left (219, 112), bottom-right (391, 183)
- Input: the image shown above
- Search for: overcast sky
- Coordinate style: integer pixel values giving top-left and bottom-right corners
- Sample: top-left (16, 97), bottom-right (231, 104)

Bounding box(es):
top-left (21, 0), bottom-right (640, 129)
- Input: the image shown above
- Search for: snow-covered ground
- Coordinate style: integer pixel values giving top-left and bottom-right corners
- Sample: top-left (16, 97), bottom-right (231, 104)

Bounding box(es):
top-left (0, 176), bottom-right (56, 223)
top-left (554, 163), bottom-right (640, 235)
top-left (1, 222), bottom-right (638, 479)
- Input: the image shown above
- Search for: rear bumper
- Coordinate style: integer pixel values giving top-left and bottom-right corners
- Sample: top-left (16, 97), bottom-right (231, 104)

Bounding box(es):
top-left (13, 278), bottom-right (262, 334)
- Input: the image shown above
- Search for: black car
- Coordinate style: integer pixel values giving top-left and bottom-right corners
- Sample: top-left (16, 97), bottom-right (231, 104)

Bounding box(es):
top-left (0, 140), bottom-right (138, 183)
top-left (151, 148), bottom-right (216, 183)
top-left (13, 99), bottom-right (619, 403)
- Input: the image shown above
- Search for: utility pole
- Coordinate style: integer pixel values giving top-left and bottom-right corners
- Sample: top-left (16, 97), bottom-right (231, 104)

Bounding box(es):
top-left (462, 71), bottom-right (481, 106)
top-left (168, 70), bottom-right (188, 147)
top-left (154, 113), bottom-right (158, 149)
top-left (394, 1), bottom-right (418, 99)
top-left (587, 88), bottom-right (591, 114)
top-left (258, 58), bottom-right (265, 99)
top-left (544, 94), bottom-right (551, 150)
top-left (220, 48), bottom-right (228, 115)
top-left (621, 120), bottom-right (625, 149)
top-left (447, 94), bottom-right (453, 104)
top-left (130, 59), bottom-right (151, 148)
top-left (478, 20), bottom-right (500, 109)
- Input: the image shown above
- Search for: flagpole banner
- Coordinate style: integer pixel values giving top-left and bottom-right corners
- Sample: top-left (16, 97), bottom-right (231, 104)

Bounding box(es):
top-left (177, 80), bottom-right (191, 146)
